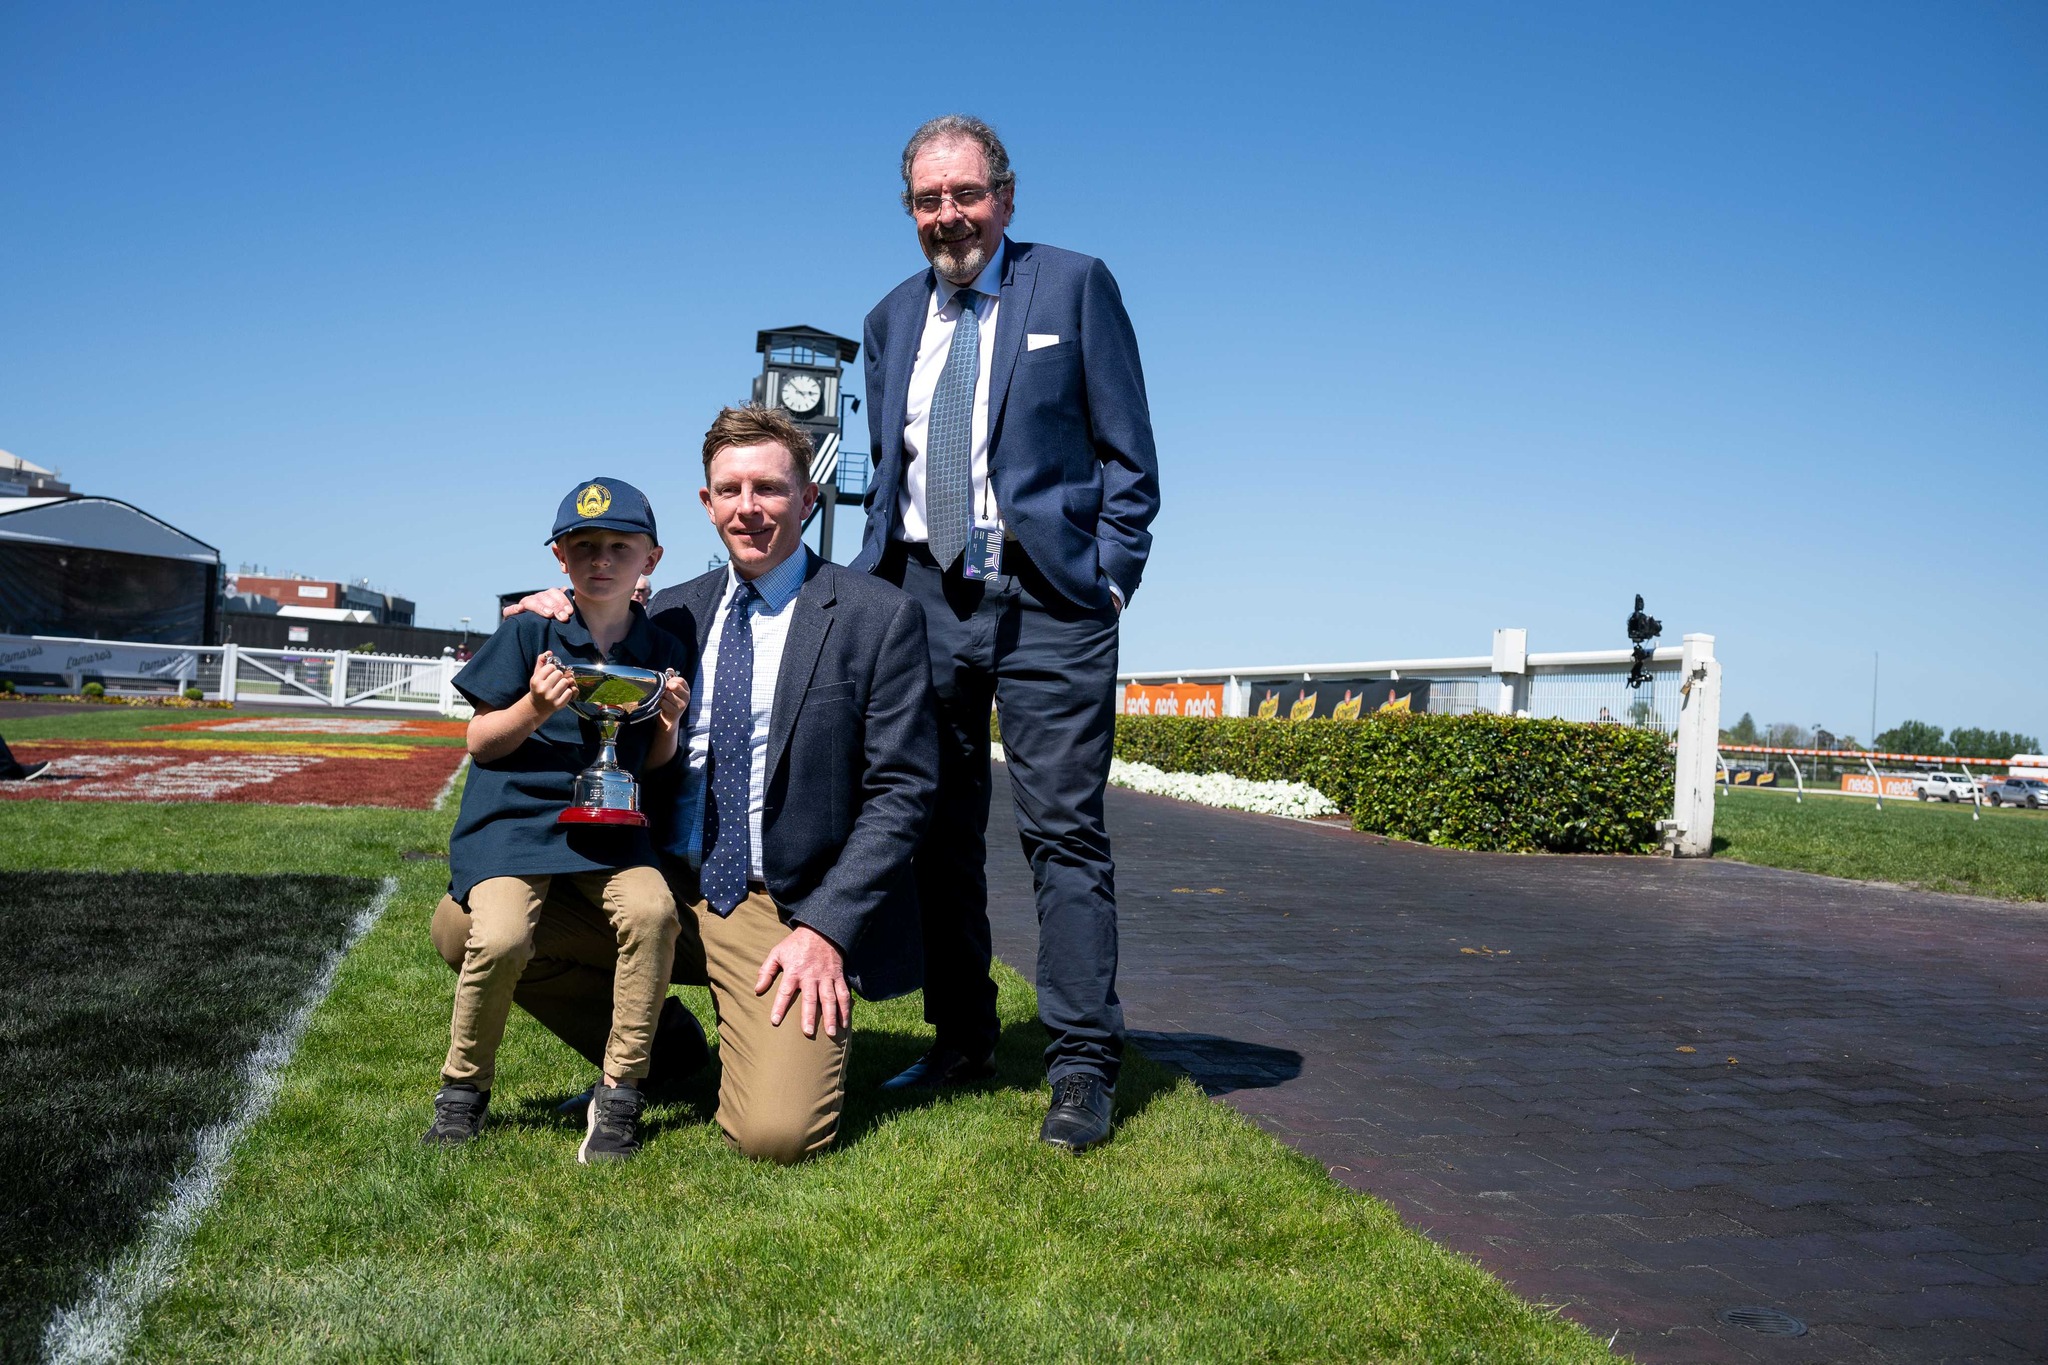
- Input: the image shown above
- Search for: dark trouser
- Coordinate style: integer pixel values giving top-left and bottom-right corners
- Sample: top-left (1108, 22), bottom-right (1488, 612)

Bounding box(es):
top-left (0, 736), bottom-right (26, 780)
top-left (879, 539), bottom-right (1124, 1086)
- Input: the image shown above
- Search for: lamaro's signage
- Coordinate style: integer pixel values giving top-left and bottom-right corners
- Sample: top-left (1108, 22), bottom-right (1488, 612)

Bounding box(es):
top-left (1249, 678), bottom-right (1431, 721)
top-left (0, 634), bottom-right (197, 682)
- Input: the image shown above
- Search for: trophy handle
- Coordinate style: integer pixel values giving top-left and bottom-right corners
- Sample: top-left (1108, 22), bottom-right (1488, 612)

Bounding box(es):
top-left (624, 668), bottom-right (676, 725)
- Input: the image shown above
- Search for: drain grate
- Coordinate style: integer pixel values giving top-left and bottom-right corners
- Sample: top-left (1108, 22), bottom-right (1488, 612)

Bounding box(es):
top-left (1718, 1306), bottom-right (1807, 1336)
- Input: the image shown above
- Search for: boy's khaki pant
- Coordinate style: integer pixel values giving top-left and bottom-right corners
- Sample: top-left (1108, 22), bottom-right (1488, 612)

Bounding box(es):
top-left (429, 882), bottom-right (848, 1163)
top-left (442, 867), bottom-right (677, 1089)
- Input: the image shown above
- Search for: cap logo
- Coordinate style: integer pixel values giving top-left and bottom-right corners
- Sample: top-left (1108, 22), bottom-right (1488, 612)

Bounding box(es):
top-left (575, 483), bottom-right (612, 518)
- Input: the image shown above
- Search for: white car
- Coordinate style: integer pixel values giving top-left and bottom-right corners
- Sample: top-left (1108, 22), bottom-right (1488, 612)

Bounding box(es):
top-left (1912, 772), bottom-right (1978, 803)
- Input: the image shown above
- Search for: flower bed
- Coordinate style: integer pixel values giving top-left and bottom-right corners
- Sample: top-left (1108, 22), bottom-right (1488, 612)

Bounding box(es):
top-left (1109, 758), bottom-right (1339, 820)
top-left (988, 742), bottom-right (1339, 821)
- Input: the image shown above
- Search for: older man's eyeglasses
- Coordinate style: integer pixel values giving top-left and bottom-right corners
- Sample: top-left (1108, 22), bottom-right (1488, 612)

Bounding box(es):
top-left (911, 186), bottom-right (994, 216)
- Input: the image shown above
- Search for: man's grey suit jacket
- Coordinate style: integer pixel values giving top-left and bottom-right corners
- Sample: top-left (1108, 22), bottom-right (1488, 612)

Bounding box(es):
top-left (645, 551), bottom-right (939, 1000)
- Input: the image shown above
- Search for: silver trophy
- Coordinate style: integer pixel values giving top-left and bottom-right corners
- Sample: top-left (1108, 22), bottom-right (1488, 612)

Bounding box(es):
top-left (556, 660), bottom-right (673, 828)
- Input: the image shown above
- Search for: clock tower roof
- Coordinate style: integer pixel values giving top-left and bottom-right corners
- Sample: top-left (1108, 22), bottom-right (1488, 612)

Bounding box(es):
top-left (754, 325), bottom-right (860, 363)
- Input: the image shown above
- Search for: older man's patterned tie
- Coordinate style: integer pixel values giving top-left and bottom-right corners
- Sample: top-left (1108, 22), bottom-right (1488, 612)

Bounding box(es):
top-left (701, 579), bottom-right (757, 916)
top-left (925, 289), bottom-right (981, 569)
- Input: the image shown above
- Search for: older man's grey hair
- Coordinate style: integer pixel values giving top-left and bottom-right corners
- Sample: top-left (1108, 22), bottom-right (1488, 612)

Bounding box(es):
top-left (899, 114), bottom-right (1017, 212)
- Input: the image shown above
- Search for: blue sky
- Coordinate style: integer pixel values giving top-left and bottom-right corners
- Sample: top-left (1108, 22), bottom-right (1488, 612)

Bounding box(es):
top-left (3, 3), bottom-right (2043, 741)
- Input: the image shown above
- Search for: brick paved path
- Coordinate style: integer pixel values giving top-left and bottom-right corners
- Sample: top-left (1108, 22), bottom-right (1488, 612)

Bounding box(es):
top-left (984, 771), bottom-right (2048, 1363)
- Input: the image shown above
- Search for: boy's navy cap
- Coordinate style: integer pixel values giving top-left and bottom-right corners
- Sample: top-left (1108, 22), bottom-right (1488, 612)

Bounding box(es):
top-left (549, 477), bottom-right (658, 545)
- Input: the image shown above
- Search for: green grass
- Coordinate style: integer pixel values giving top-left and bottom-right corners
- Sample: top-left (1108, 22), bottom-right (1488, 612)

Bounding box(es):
top-left (0, 871), bottom-right (380, 1364)
top-left (1713, 786), bottom-right (2048, 902)
top-left (0, 708), bottom-right (1618, 1362)
top-left (0, 702), bottom-right (467, 745)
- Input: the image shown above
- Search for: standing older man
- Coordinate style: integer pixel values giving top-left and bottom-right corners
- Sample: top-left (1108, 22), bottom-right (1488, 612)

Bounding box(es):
top-left (852, 115), bottom-right (1160, 1152)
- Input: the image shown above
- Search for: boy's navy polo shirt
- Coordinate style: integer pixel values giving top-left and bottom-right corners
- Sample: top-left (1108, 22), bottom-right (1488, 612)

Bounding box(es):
top-left (447, 602), bottom-right (691, 904)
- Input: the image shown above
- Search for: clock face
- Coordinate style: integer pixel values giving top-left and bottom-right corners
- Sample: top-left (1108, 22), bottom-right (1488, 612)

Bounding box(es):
top-left (780, 373), bottom-right (823, 415)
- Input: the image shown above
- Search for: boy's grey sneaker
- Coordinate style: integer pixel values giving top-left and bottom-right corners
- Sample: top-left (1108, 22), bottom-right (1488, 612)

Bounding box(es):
top-left (422, 1082), bottom-right (489, 1146)
top-left (578, 1082), bottom-right (647, 1164)
top-left (15, 761), bottom-right (50, 782)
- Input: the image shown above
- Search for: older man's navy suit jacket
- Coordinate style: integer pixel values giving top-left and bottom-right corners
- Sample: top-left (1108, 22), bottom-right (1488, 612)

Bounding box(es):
top-left (851, 237), bottom-right (1161, 608)
top-left (645, 552), bottom-right (939, 1000)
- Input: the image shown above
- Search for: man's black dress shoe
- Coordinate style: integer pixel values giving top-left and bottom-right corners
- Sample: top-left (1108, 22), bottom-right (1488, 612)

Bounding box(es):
top-left (880, 1045), bottom-right (997, 1091)
top-left (1039, 1073), bottom-right (1114, 1152)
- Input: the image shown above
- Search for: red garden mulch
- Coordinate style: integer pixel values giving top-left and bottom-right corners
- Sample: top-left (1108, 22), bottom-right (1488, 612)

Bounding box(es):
top-left (1, 740), bottom-right (467, 809)
top-left (146, 716), bottom-right (470, 739)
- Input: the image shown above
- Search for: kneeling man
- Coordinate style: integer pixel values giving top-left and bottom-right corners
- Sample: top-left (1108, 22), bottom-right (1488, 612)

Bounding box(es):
top-left (457, 403), bottom-right (939, 1162)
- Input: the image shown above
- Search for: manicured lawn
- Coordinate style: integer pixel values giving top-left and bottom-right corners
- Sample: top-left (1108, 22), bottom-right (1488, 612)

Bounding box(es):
top-left (0, 871), bottom-right (380, 1363)
top-left (1713, 786), bottom-right (2048, 902)
top-left (0, 708), bottom-right (1618, 1362)
top-left (0, 701), bottom-right (467, 746)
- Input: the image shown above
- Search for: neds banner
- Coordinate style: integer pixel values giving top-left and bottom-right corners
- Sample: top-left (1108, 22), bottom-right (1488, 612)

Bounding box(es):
top-left (1119, 683), bottom-right (1224, 718)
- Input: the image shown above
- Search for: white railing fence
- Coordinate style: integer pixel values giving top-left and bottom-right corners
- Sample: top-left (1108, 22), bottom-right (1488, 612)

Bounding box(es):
top-left (0, 632), bottom-right (460, 715)
top-left (1119, 628), bottom-right (1722, 857)
top-left (219, 645), bottom-right (457, 712)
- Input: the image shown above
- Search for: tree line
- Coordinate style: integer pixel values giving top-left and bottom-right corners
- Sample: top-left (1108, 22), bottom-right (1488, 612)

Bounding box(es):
top-left (1721, 713), bottom-right (2039, 760)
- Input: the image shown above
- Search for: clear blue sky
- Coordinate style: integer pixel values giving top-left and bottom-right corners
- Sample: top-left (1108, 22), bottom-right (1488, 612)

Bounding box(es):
top-left (4, 3), bottom-right (2043, 742)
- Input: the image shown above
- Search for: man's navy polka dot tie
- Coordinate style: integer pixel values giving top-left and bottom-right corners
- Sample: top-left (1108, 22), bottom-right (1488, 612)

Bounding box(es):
top-left (925, 289), bottom-right (981, 569)
top-left (702, 580), bottom-right (756, 916)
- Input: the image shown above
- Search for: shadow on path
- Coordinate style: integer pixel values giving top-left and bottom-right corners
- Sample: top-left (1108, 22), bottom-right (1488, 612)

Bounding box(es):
top-left (1128, 1031), bottom-right (1304, 1096)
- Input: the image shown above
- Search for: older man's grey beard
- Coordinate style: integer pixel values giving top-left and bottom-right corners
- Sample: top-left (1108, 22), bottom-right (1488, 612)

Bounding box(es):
top-left (927, 235), bottom-right (988, 285)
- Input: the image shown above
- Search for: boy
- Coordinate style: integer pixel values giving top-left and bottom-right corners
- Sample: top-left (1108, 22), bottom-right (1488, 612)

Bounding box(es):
top-left (424, 476), bottom-right (691, 1163)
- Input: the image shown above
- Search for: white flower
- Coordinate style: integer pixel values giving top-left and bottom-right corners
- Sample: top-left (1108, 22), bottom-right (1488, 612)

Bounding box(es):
top-left (991, 744), bottom-right (1340, 820)
top-left (1107, 758), bottom-right (1340, 820)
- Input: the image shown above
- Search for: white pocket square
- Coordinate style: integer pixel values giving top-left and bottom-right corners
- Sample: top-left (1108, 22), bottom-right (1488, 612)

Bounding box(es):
top-left (1027, 333), bottom-right (1061, 351)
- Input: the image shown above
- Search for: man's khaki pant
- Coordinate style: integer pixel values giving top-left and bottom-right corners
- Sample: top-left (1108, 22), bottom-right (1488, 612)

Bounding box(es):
top-left (441, 867), bottom-right (678, 1089)
top-left (430, 883), bottom-right (848, 1164)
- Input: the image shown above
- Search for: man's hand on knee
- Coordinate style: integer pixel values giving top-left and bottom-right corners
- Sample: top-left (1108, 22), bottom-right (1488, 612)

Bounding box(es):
top-left (502, 587), bottom-right (575, 622)
top-left (754, 926), bottom-right (851, 1040)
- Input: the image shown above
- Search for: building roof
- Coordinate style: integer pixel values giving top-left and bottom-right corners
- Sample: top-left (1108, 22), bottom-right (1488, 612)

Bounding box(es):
top-left (0, 495), bottom-right (220, 565)
top-left (0, 450), bottom-right (58, 477)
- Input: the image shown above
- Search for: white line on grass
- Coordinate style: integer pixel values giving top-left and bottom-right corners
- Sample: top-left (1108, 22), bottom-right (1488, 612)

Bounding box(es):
top-left (432, 755), bottom-right (470, 811)
top-left (40, 875), bottom-right (399, 1365)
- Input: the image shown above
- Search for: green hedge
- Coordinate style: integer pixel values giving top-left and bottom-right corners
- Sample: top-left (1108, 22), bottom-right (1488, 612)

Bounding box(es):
top-left (1113, 713), bottom-right (1673, 854)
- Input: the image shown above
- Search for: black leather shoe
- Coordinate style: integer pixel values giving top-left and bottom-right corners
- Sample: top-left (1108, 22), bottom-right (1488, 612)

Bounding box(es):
top-left (1039, 1073), bottom-right (1113, 1153)
top-left (880, 1045), bottom-right (997, 1091)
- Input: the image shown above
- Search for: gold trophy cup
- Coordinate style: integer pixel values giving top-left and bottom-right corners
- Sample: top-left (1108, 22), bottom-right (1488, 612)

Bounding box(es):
top-left (556, 660), bottom-right (672, 827)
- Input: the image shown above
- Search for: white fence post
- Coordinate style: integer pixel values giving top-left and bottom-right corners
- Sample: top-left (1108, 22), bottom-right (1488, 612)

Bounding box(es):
top-left (1671, 633), bottom-right (1721, 857)
top-left (330, 650), bottom-right (350, 707)
top-left (1491, 627), bottom-right (1527, 716)
top-left (220, 642), bottom-right (239, 704)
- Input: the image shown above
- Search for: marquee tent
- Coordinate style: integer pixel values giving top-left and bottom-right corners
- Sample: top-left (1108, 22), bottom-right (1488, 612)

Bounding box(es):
top-left (0, 495), bottom-right (222, 646)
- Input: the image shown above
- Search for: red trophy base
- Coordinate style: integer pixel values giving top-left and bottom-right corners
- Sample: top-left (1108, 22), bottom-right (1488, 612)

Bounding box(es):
top-left (557, 806), bottom-right (649, 827)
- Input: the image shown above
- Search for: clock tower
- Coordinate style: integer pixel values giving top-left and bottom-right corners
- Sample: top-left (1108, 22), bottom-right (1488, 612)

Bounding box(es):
top-left (752, 324), bottom-right (862, 560)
